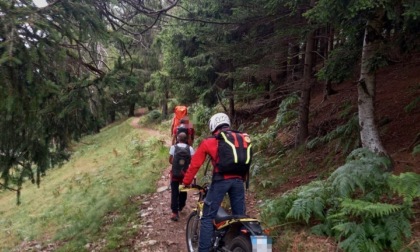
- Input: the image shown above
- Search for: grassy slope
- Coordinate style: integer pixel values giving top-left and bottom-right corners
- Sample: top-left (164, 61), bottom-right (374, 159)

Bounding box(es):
top-left (0, 119), bottom-right (168, 251)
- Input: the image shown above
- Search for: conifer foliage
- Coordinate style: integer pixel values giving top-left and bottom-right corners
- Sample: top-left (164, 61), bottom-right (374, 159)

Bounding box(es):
top-left (0, 0), bottom-right (109, 203)
top-left (0, 0), bottom-right (175, 202)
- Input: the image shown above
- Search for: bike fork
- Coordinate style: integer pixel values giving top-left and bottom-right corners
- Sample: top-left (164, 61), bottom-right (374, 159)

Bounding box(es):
top-left (212, 230), bottom-right (228, 251)
top-left (212, 235), bottom-right (221, 250)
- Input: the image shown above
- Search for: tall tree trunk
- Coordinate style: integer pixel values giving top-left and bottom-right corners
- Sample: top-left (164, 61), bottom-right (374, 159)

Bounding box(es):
top-left (323, 26), bottom-right (337, 100)
top-left (289, 43), bottom-right (300, 80)
top-left (229, 78), bottom-right (235, 119)
top-left (227, 60), bottom-right (235, 119)
top-left (358, 9), bottom-right (387, 155)
top-left (296, 0), bottom-right (316, 146)
top-left (109, 110), bottom-right (116, 123)
top-left (265, 76), bottom-right (271, 99)
top-left (321, 25), bottom-right (330, 60)
top-left (278, 40), bottom-right (289, 83)
top-left (299, 42), bottom-right (306, 76)
top-left (128, 103), bottom-right (135, 117)
top-left (312, 28), bottom-right (320, 68)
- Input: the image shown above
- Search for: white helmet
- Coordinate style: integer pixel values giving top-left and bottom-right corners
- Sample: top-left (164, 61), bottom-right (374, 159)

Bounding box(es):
top-left (209, 113), bottom-right (231, 133)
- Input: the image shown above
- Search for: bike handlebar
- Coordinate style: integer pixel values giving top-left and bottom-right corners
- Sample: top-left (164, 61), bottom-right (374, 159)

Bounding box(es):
top-left (179, 183), bottom-right (208, 192)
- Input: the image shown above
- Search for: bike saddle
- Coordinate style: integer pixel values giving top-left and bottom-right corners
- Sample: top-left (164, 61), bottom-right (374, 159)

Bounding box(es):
top-left (214, 207), bottom-right (249, 224)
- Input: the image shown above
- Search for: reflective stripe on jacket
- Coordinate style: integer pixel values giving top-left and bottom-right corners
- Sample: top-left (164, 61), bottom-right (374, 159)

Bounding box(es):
top-left (182, 133), bottom-right (242, 185)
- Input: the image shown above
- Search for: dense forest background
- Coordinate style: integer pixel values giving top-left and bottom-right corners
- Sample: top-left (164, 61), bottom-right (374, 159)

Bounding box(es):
top-left (1, 0), bottom-right (419, 251)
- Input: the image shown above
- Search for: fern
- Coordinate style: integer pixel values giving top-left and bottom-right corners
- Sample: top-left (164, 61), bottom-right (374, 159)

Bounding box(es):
top-left (260, 191), bottom-right (299, 227)
top-left (404, 96), bottom-right (420, 113)
top-left (307, 115), bottom-right (359, 153)
top-left (340, 199), bottom-right (403, 218)
top-left (335, 222), bottom-right (373, 252)
top-left (252, 131), bottom-right (285, 155)
top-left (334, 212), bottom-right (411, 252)
top-left (334, 222), bottom-right (364, 251)
top-left (413, 144), bottom-right (420, 155)
top-left (273, 93), bottom-right (299, 128)
top-left (388, 172), bottom-right (420, 204)
top-left (329, 148), bottom-right (391, 198)
top-left (260, 117), bottom-right (269, 128)
top-left (286, 181), bottom-right (330, 222)
top-left (260, 148), bottom-right (417, 252)
top-left (383, 212), bottom-right (412, 251)
top-left (286, 198), bottom-right (313, 223)
top-left (252, 94), bottom-right (299, 156)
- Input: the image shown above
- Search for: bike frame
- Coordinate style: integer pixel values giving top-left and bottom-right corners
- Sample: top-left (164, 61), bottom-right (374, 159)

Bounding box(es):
top-left (214, 217), bottom-right (259, 230)
top-left (181, 184), bottom-right (271, 251)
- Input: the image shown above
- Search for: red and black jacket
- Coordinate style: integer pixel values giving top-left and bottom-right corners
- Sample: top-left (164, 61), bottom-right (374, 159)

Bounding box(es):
top-left (182, 129), bottom-right (243, 185)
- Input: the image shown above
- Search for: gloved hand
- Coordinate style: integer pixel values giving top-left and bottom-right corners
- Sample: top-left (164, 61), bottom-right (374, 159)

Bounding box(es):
top-left (179, 184), bottom-right (190, 190)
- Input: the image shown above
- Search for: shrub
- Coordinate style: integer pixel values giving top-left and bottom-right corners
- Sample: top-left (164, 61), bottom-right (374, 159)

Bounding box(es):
top-left (261, 148), bottom-right (420, 252)
top-left (144, 110), bottom-right (162, 124)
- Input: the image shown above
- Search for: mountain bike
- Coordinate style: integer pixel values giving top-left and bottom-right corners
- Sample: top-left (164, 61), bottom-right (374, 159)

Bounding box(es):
top-left (180, 183), bottom-right (271, 252)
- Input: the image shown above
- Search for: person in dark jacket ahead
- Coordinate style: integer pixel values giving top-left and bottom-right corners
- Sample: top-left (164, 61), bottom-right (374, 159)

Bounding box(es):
top-left (169, 132), bottom-right (195, 221)
top-left (182, 112), bottom-right (247, 252)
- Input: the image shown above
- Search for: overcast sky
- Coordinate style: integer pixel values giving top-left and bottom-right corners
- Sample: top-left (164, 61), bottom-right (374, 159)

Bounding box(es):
top-left (33, 0), bottom-right (48, 7)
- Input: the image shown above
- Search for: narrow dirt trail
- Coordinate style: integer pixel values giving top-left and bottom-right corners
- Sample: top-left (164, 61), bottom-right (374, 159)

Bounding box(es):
top-left (132, 165), bottom-right (195, 252)
top-left (130, 117), bottom-right (259, 252)
top-left (130, 117), bottom-right (195, 251)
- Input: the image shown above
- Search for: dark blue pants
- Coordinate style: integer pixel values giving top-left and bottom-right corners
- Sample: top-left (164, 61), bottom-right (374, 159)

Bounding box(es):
top-left (198, 178), bottom-right (245, 252)
top-left (170, 180), bottom-right (187, 213)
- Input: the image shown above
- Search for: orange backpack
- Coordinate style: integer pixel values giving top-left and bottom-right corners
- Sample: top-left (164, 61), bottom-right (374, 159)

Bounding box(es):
top-left (171, 106), bottom-right (188, 136)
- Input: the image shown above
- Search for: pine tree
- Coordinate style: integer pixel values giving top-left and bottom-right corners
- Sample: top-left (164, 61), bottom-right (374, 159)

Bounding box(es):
top-left (0, 0), bottom-right (170, 203)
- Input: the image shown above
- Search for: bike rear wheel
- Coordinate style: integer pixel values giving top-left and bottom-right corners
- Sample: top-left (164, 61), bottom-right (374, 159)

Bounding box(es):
top-left (186, 210), bottom-right (200, 252)
top-left (228, 235), bottom-right (252, 252)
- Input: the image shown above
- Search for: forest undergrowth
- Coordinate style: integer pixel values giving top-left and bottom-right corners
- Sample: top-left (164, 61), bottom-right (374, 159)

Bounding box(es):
top-left (248, 59), bottom-right (420, 251)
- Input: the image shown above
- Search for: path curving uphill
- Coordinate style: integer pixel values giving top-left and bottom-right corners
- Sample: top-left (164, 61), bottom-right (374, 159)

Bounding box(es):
top-left (129, 116), bottom-right (259, 252)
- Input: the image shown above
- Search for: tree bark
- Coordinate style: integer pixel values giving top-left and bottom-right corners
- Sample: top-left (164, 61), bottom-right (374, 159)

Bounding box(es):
top-left (296, 0), bottom-right (316, 146)
top-left (229, 78), bottom-right (235, 119)
top-left (128, 103), bottom-right (135, 117)
top-left (288, 43), bottom-right (300, 80)
top-left (109, 110), bottom-right (116, 123)
top-left (323, 26), bottom-right (337, 100)
top-left (357, 9), bottom-right (387, 155)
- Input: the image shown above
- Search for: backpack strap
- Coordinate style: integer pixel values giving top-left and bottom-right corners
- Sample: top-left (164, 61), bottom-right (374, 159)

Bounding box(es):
top-left (176, 143), bottom-right (190, 151)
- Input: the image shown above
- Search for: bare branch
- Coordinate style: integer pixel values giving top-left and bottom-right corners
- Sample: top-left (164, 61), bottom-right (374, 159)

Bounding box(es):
top-left (0, 182), bottom-right (19, 192)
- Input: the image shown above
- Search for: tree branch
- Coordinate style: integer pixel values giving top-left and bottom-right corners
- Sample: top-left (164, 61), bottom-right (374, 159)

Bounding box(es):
top-left (0, 182), bottom-right (19, 192)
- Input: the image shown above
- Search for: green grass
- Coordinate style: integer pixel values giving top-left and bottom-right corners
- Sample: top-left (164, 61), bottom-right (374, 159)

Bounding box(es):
top-left (0, 118), bottom-right (168, 251)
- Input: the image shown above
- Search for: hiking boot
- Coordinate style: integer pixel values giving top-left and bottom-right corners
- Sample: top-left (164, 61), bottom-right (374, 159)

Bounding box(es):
top-left (170, 213), bottom-right (179, 221)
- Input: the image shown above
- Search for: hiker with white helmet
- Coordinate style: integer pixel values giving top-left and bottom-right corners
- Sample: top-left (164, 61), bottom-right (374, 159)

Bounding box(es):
top-left (182, 112), bottom-right (252, 252)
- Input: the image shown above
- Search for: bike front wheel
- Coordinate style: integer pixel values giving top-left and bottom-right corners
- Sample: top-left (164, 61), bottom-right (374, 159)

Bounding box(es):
top-left (186, 210), bottom-right (200, 252)
top-left (228, 235), bottom-right (252, 252)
